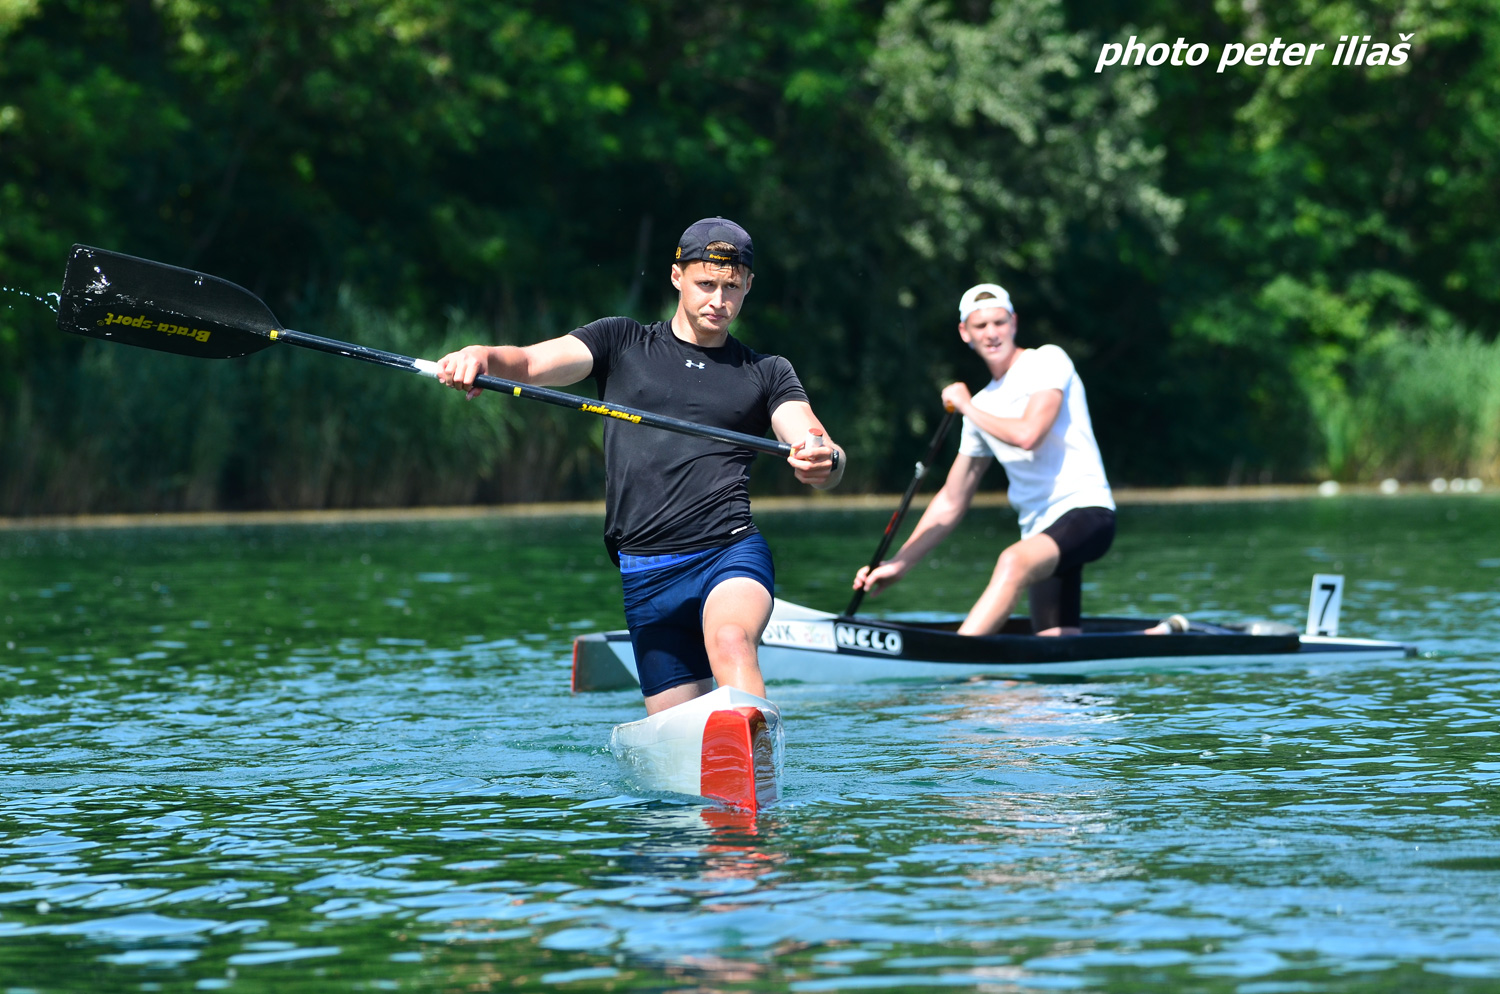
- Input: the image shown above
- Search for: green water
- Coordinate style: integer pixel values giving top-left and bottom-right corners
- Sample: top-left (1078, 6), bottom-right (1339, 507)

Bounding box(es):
top-left (1, 496), bottom-right (1497, 993)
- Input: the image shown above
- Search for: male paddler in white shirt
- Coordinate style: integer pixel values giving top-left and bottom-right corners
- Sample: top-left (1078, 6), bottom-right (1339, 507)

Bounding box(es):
top-left (852, 283), bottom-right (1117, 636)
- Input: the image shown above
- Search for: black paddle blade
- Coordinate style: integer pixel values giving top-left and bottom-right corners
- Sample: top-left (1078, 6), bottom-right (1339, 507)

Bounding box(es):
top-left (58, 244), bottom-right (281, 359)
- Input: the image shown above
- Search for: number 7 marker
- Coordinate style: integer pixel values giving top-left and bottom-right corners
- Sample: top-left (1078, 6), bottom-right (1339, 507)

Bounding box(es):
top-left (1307, 574), bottom-right (1345, 637)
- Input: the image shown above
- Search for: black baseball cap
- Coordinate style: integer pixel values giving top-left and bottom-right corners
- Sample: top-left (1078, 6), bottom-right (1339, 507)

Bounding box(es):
top-left (675, 217), bottom-right (753, 270)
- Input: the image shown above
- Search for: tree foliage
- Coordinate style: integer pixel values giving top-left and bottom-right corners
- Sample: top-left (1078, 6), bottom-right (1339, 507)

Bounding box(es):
top-left (870, 0), bottom-right (1178, 272)
top-left (1, 0), bottom-right (1495, 513)
top-left (1085, 0), bottom-right (1500, 480)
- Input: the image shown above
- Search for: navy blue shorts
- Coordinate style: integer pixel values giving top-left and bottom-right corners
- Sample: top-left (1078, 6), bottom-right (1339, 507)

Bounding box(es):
top-left (619, 533), bottom-right (775, 697)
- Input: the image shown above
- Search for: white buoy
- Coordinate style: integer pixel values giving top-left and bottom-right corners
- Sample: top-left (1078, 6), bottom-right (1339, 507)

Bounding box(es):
top-left (1465, 478), bottom-right (1483, 493)
top-left (1430, 478), bottom-right (1448, 493)
top-left (1450, 478), bottom-right (1467, 493)
top-left (1379, 478), bottom-right (1400, 495)
top-left (1317, 480), bottom-right (1340, 497)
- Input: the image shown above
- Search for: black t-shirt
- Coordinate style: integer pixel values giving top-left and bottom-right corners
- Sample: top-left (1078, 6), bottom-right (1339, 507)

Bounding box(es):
top-left (570, 317), bottom-right (808, 559)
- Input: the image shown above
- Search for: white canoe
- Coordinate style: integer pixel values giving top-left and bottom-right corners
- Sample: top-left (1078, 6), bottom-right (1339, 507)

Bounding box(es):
top-left (575, 596), bottom-right (1417, 691)
top-left (609, 686), bottom-right (784, 812)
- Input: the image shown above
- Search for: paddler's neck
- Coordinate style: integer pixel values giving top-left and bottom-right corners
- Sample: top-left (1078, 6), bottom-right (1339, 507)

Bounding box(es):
top-left (985, 344), bottom-right (1025, 381)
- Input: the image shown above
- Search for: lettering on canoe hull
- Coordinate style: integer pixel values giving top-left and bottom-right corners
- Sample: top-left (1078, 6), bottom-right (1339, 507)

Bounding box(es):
top-left (761, 620), bottom-right (836, 653)
top-left (835, 624), bottom-right (903, 656)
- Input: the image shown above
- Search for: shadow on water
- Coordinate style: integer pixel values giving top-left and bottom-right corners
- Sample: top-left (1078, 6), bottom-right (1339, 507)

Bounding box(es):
top-left (0, 496), bottom-right (1497, 990)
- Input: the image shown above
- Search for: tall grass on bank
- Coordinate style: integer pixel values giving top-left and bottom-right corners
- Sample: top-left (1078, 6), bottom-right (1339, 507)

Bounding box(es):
top-left (0, 298), bottom-right (605, 515)
top-left (1330, 330), bottom-right (1500, 483)
top-left (6, 298), bottom-right (1498, 514)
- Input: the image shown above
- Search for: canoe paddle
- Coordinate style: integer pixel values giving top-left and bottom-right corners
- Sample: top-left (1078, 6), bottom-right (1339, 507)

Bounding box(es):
top-left (55, 244), bottom-right (794, 457)
top-left (844, 407), bottom-right (957, 617)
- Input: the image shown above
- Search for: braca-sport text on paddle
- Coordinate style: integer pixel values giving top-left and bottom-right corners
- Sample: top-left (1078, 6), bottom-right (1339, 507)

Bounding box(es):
top-left (57, 244), bottom-right (793, 457)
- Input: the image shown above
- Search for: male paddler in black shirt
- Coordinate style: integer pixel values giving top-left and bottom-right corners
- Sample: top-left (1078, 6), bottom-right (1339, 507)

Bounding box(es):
top-left (435, 218), bottom-right (845, 714)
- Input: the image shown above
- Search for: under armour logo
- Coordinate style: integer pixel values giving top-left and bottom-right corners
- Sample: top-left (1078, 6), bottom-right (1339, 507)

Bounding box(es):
top-left (685, 359), bottom-right (705, 369)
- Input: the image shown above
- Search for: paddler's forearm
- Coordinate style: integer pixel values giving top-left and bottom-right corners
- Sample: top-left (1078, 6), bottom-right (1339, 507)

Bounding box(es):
top-left (888, 487), bottom-right (967, 570)
top-left (959, 406), bottom-right (1035, 450)
top-left (955, 389), bottom-right (1061, 451)
top-left (484, 345), bottom-right (534, 382)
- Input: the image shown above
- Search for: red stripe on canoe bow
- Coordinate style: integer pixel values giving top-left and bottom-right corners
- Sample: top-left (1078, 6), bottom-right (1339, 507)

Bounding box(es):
top-left (701, 706), bottom-right (773, 812)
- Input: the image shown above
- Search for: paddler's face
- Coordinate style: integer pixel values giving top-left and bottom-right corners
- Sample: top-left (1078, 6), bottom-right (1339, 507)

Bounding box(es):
top-left (958, 306), bottom-right (1017, 361)
top-left (672, 261), bottom-right (752, 335)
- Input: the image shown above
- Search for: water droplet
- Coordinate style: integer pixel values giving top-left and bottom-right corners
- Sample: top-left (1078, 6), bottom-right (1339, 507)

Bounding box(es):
top-left (0, 286), bottom-right (60, 314)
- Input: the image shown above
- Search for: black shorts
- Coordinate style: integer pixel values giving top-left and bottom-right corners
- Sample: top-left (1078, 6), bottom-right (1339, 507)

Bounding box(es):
top-left (1029, 506), bottom-right (1116, 632)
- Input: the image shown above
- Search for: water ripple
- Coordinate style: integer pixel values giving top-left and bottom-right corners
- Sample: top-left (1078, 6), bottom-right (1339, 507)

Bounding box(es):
top-left (0, 504), bottom-right (1497, 990)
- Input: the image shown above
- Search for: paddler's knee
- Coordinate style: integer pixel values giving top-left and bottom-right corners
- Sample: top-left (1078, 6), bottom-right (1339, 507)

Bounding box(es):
top-left (708, 622), bottom-right (757, 662)
top-left (994, 538), bottom-right (1058, 587)
top-left (994, 547), bottom-right (1030, 584)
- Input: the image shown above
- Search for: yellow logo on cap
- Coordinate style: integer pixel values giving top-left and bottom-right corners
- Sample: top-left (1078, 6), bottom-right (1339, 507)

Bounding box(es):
top-left (675, 247), bottom-right (682, 259)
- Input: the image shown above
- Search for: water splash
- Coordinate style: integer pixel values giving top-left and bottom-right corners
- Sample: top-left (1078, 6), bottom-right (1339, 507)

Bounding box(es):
top-left (1, 286), bottom-right (60, 314)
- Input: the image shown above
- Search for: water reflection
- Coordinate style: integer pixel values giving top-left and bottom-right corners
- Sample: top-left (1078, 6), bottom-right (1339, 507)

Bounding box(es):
top-left (0, 502), bottom-right (1497, 990)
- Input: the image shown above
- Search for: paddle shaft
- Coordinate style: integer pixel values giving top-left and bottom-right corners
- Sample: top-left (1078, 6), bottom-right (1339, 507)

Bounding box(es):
top-left (271, 328), bottom-right (793, 457)
top-left (844, 408), bottom-right (957, 617)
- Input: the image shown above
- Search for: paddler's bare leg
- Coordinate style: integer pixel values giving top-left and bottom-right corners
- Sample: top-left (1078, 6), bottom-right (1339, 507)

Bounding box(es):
top-left (640, 577), bottom-right (771, 714)
top-left (643, 678), bottom-right (715, 715)
top-left (700, 576), bottom-right (772, 698)
top-left (958, 533), bottom-right (1063, 636)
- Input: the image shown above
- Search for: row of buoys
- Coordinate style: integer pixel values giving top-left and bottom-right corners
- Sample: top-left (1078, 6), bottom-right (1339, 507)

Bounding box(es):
top-left (1430, 477), bottom-right (1485, 493)
top-left (1316, 478), bottom-right (1486, 496)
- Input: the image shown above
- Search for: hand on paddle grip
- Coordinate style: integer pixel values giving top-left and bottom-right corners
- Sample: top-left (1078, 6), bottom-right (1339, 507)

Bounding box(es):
top-left (940, 382), bottom-right (972, 416)
top-left (853, 559), bottom-right (907, 598)
top-left (434, 345), bottom-right (493, 400)
top-left (789, 427), bottom-right (837, 487)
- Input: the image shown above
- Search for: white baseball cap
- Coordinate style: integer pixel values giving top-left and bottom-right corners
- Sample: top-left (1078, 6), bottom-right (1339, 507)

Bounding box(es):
top-left (958, 283), bottom-right (1014, 321)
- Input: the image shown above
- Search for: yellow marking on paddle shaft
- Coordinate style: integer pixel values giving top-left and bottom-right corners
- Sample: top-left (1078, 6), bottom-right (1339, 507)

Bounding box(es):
top-left (579, 401), bottom-right (643, 424)
top-left (513, 386), bottom-right (521, 396)
top-left (270, 329), bottom-right (280, 340)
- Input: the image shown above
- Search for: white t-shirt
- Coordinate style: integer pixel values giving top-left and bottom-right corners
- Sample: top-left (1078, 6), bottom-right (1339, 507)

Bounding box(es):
top-left (957, 344), bottom-right (1114, 538)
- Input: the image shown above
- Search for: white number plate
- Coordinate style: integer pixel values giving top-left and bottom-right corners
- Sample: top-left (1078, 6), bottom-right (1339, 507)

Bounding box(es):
top-left (1307, 574), bottom-right (1344, 636)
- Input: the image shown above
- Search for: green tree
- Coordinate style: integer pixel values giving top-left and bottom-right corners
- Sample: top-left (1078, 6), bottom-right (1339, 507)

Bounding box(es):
top-left (4, 0), bottom-right (1495, 513)
top-left (1077, 0), bottom-right (1500, 481)
top-left (860, 0), bottom-right (1178, 488)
